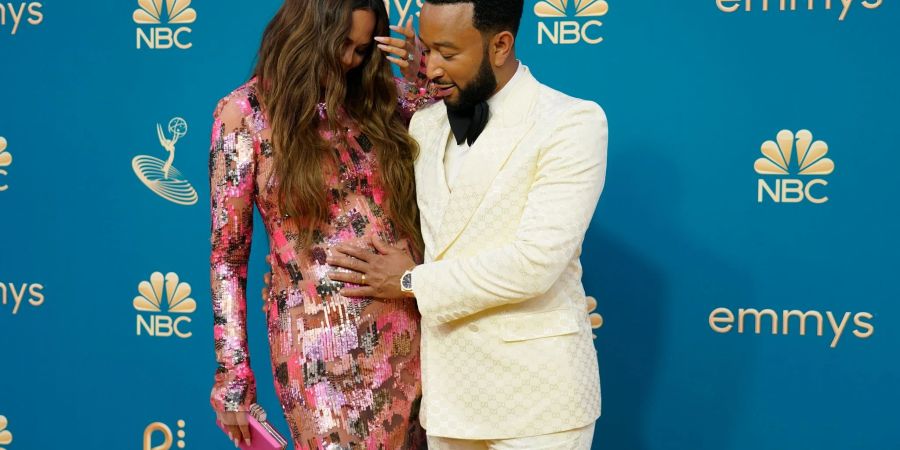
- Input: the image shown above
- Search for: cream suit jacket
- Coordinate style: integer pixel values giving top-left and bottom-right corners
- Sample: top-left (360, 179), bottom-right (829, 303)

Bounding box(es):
top-left (409, 66), bottom-right (607, 440)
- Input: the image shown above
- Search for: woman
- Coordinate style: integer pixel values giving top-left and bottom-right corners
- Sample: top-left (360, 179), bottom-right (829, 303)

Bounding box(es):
top-left (208, 0), bottom-right (432, 448)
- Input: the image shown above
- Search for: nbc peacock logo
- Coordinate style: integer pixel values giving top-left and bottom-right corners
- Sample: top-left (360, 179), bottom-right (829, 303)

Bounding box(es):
top-left (132, 117), bottom-right (198, 206)
top-left (134, 0), bottom-right (196, 50)
top-left (0, 415), bottom-right (11, 450)
top-left (134, 272), bottom-right (196, 339)
top-left (0, 136), bottom-right (10, 192)
top-left (755, 129), bottom-right (835, 204)
top-left (534, 0), bottom-right (608, 45)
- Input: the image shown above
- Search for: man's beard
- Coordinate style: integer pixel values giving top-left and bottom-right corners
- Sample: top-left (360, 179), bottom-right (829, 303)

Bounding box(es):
top-left (445, 49), bottom-right (497, 113)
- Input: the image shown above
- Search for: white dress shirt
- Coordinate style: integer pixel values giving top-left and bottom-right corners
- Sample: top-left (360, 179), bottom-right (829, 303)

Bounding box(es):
top-left (443, 62), bottom-right (526, 191)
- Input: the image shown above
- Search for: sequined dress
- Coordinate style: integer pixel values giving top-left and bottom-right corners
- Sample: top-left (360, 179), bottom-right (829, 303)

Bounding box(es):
top-left (209, 77), bottom-right (431, 449)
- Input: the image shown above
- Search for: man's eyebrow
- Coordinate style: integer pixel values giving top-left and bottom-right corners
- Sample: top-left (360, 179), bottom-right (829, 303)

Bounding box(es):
top-left (428, 40), bottom-right (460, 50)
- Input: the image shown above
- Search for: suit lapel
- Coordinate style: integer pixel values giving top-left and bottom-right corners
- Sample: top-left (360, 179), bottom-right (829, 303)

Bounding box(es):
top-left (431, 67), bottom-right (541, 258)
top-left (415, 114), bottom-right (452, 259)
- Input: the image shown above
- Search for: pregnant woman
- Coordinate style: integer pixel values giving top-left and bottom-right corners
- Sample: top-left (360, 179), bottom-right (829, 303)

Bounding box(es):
top-left (208, 0), bottom-right (433, 448)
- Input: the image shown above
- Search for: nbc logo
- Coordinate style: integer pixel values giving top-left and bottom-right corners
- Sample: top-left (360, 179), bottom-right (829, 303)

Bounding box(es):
top-left (0, 415), bottom-right (11, 450)
top-left (0, 2), bottom-right (43, 35)
top-left (143, 419), bottom-right (187, 450)
top-left (134, 0), bottom-right (196, 50)
top-left (134, 272), bottom-right (196, 339)
top-left (754, 129), bottom-right (834, 204)
top-left (132, 117), bottom-right (198, 206)
top-left (0, 136), bottom-right (10, 192)
top-left (385, 0), bottom-right (423, 27)
top-left (534, 0), bottom-right (608, 45)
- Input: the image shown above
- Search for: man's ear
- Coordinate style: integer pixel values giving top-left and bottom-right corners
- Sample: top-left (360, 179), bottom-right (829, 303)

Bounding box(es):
top-left (490, 31), bottom-right (515, 66)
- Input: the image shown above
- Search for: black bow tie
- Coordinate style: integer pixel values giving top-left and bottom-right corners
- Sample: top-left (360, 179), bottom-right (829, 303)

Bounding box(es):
top-left (447, 101), bottom-right (489, 146)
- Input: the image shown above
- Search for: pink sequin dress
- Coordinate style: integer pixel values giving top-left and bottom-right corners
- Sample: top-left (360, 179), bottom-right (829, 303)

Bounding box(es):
top-left (209, 77), bottom-right (431, 449)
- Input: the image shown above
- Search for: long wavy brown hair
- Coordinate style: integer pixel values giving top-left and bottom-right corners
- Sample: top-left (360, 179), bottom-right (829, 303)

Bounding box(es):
top-left (254, 0), bottom-right (422, 252)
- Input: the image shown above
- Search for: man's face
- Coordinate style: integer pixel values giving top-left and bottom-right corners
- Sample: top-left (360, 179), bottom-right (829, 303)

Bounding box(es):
top-left (419, 2), bottom-right (497, 111)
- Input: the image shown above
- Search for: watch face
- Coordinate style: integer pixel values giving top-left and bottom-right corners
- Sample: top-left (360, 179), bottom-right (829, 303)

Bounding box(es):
top-left (402, 272), bottom-right (413, 290)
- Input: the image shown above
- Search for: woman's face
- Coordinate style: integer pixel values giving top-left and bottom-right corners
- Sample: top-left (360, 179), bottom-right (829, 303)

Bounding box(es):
top-left (341, 9), bottom-right (376, 73)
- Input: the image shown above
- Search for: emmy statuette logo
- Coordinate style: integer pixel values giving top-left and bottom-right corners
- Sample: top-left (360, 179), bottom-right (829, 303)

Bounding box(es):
top-left (132, 117), bottom-right (198, 206)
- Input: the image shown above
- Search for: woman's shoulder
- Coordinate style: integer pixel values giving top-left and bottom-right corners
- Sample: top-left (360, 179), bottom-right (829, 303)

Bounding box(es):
top-left (212, 78), bottom-right (265, 131)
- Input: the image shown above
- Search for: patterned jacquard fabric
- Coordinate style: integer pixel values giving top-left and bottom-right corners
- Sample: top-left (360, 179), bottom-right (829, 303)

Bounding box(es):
top-left (409, 66), bottom-right (606, 440)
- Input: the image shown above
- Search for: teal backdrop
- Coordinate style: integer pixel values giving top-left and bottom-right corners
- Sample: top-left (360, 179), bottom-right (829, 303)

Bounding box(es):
top-left (1, 0), bottom-right (898, 449)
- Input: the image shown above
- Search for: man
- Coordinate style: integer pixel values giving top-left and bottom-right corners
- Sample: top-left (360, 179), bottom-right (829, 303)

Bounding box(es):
top-left (327, 0), bottom-right (607, 447)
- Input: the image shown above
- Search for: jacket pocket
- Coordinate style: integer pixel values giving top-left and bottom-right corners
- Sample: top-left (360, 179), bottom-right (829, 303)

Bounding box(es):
top-left (500, 309), bottom-right (581, 342)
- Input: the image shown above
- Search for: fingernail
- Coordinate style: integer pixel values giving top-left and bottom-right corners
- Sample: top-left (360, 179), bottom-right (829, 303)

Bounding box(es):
top-left (245, 439), bottom-right (252, 445)
top-left (374, 36), bottom-right (387, 42)
top-left (234, 437), bottom-right (240, 447)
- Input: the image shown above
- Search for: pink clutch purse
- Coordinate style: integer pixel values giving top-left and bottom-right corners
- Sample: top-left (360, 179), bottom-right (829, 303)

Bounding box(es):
top-left (216, 403), bottom-right (288, 450)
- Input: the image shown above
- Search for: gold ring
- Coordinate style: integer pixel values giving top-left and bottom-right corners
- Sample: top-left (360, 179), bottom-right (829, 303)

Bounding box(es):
top-left (361, 274), bottom-right (367, 284)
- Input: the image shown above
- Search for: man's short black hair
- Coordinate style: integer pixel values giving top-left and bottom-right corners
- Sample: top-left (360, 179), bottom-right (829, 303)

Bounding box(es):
top-left (425, 0), bottom-right (524, 36)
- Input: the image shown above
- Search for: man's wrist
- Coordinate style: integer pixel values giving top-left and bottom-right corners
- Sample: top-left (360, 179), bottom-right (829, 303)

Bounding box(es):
top-left (400, 266), bottom-right (416, 297)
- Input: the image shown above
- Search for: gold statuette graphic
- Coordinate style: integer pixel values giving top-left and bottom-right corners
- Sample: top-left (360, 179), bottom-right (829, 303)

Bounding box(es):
top-left (133, 117), bottom-right (198, 205)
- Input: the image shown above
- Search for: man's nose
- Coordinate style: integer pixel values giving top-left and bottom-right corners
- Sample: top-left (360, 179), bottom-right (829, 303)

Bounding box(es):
top-left (425, 60), bottom-right (443, 81)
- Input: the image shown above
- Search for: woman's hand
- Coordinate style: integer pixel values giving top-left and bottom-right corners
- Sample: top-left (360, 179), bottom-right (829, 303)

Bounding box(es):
top-left (375, 16), bottom-right (422, 81)
top-left (217, 410), bottom-right (252, 447)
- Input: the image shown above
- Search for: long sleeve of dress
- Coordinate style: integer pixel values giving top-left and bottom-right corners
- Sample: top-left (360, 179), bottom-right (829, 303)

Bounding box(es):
top-left (209, 96), bottom-right (258, 412)
top-left (395, 47), bottom-right (438, 120)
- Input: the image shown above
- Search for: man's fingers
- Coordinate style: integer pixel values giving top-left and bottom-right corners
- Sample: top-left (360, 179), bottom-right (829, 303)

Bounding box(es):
top-left (372, 236), bottom-right (394, 254)
top-left (328, 271), bottom-right (366, 285)
top-left (340, 286), bottom-right (376, 297)
top-left (328, 254), bottom-right (369, 272)
top-left (331, 245), bottom-right (373, 263)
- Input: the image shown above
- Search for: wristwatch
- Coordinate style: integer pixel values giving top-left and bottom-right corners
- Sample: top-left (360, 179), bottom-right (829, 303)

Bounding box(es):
top-left (400, 268), bottom-right (414, 295)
